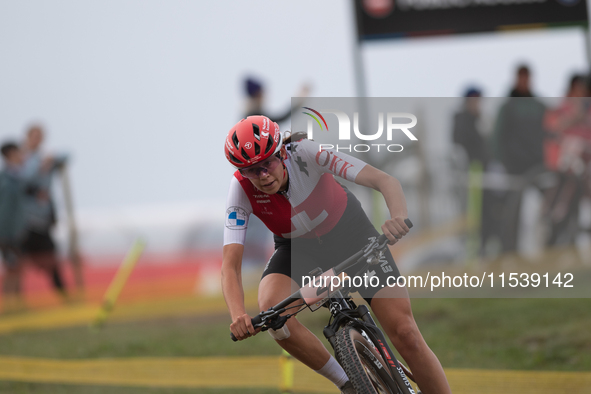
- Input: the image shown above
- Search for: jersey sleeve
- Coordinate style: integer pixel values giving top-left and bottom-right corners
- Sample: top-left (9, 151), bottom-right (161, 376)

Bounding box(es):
top-left (297, 139), bottom-right (367, 182)
top-left (223, 176), bottom-right (253, 246)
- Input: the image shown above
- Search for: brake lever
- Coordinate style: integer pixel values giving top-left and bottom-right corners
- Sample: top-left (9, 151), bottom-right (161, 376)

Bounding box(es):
top-left (362, 239), bottom-right (379, 255)
top-left (249, 310), bottom-right (274, 330)
top-left (255, 307), bottom-right (287, 328)
top-left (265, 315), bottom-right (289, 331)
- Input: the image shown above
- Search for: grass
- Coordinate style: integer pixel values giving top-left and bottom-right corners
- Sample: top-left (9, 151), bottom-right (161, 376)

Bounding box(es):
top-left (0, 298), bottom-right (590, 393)
top-left (0, 298), bottom-right (589, 370)
top-left (0, 382), bottom-right (288, 394)
top-left (0, 313), bottom-right (280, 359)
top-left (410, 298), bottom-right (591, 370)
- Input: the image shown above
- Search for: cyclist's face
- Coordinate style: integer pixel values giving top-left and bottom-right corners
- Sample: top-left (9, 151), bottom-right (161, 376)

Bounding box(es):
top-left (247, 149), bottom-right (287, 194)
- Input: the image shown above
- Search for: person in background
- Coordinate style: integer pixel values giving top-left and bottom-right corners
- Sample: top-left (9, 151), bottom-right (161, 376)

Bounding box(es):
top-left (0, 142), bottom-right (27, 312)
top-left (493, 64), bottom-right (547, 253)
top-left (20, 125), bottom-right (68, 299)
top-left (243, 76), bottom-right (310, 122)
top-left (453, 87), bottom-right (489, 165)
top-left (545, 74), bottom-right (590, 143)
top-left (542, 74), bottom-right (591, 245)
top-left (453, 87), bottom-right (502, 256)
top-left (543, 75), bottom-right (589, 172)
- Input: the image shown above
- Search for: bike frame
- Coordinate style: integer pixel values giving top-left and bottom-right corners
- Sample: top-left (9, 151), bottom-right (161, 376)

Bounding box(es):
top-left (231, 223), bottom-right (417, 393)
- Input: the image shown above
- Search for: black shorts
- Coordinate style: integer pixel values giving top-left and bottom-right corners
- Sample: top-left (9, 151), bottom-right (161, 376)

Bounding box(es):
top-left (261, 188), bottom-right (401, 305)
top-left (21, 230), bottom-right (56, 254)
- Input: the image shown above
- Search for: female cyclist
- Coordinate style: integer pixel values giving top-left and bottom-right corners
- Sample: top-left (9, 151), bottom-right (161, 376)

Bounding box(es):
top-left (222, 115), bottom-right (451, 394)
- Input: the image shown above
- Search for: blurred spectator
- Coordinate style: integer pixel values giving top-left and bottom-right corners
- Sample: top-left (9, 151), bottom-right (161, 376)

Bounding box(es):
top-left (0, 142), bottom-right (26, 312)
top-left (544, 74), bottom-right (590, 171)
top-left (545, 74), bottom-right (590, 140)
top-left (453, 87), bottom-right (489, 165)
top-left (493, 64), bottom-right (547, 253)
top-left (20, 125), bottom-right (68, 299)
top-left (494, 65), bottom-right (547, 174)
top-left (542, 74), bottom-right (591, 245)
top-left (452, 88), bottom-right (502, 257)
top-left (243, 76), bottom-right (310, 122)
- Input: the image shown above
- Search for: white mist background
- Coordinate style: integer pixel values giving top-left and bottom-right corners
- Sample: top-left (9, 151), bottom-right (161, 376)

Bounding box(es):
top-left (0, 0), bottom-right (588, 255)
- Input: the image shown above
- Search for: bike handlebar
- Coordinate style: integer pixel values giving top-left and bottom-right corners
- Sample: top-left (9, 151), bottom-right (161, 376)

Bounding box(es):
top-left (230, 219), bottom-right (413, 342)
top-left (230, 315), bottom-right (262, 342)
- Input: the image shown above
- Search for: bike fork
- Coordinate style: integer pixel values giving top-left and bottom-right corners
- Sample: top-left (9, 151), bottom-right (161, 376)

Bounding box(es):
top-left (322, 296), bottom-right (352, 349)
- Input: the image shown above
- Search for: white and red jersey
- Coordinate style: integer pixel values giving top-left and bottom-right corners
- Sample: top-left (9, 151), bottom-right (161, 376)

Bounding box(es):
top-left (223, 138), bottom-right (367, 245)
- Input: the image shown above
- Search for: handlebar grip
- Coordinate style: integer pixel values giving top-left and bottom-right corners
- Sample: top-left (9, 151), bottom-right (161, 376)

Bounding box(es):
top-left (252, 315), bottom-right (263, 326)
top-left (377, 218), bottom-right (414, 244)
top-left (230, 314), bottom-right (264, 342)
top-left (377, 234), bottom-right (388, 244)
top-left (405, 218), bottom-right (414, 229)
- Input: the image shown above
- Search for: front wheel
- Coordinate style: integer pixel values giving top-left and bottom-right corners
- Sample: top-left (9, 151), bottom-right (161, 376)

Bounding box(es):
top-left (334, 324), bottom-right (415, 394)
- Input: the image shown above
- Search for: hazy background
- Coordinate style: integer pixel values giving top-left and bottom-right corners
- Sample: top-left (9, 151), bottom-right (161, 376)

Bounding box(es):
top-left (0, 0), bottom-right (589, 254)
top-left (1, 5), bottom-right (591, 391)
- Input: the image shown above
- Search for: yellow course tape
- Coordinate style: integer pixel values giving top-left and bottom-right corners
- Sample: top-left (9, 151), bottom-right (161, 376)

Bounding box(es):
top-left (0, 290), bottom-right (260, 335)
top-left (92, 239), bottom-right (146, 328)
top-left (0, 356), bottom-right (590, 393)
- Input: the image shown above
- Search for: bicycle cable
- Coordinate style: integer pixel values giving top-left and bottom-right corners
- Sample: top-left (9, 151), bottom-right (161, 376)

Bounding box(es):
top-left (283, 302), bottom-right (306, 312)
top-left (285, 304), bottom-right (308, 319)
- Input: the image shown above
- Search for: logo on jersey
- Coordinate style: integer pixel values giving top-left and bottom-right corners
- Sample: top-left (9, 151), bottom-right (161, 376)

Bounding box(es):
top-left (226, 207), bottom-right (248, 229)
top-left (295, 156), bottom-right (309, 176)
top-left (315, 150), bottom-right (355, 178)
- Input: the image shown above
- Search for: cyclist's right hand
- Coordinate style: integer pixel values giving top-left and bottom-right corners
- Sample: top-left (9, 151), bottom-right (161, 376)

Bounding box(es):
top-left (230, 313), bottom-right (259, 341)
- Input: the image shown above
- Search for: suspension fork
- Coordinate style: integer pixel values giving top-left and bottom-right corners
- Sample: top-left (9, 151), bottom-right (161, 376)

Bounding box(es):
top-left (322, 300), bottom-right (386, 359)
top-left (322, 296), bottom-right (355, 349)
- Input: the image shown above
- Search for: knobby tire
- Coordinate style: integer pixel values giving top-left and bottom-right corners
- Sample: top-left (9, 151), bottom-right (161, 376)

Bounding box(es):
top-left (334, 324), bottom-right (415, 394)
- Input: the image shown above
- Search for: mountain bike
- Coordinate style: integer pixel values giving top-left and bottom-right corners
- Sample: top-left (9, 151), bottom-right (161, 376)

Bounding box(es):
top-left (231, 219), bottom-right (419, 394)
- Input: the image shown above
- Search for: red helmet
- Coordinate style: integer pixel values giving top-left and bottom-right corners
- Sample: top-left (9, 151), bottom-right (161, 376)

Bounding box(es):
top-left (224, 115), bottom-right (283, 169)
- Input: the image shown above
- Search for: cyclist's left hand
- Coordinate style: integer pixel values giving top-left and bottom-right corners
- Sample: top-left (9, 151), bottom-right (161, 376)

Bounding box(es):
top-left (381, 216), bottom-right (410, 245)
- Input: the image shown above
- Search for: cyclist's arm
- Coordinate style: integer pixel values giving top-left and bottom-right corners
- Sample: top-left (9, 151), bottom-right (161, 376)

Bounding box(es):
top-left (222, 243), bottom-right (257, 340)
top-left (354, 165), bottom-right (410, 244)
top-left (222, 176), bottom-right (258, 340)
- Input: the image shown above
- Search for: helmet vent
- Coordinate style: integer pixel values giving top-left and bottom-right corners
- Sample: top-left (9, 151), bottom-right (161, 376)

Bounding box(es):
top-left (228, 153), bottom-right (242, 165)
top-left (254, 142), bottom-right (260, 156)
top-left (264, 135), bottom-right (274, 154)
top-left (241, 148), bottom-right (251, 161)
top-left (232, 131), bottom-right (240, 149)
top-left (252, 123), bottom-right (261, 141)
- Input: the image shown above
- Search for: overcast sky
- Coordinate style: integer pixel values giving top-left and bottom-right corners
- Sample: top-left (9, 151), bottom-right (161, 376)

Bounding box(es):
top-left (1, 0), bottom-right (588, 214)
